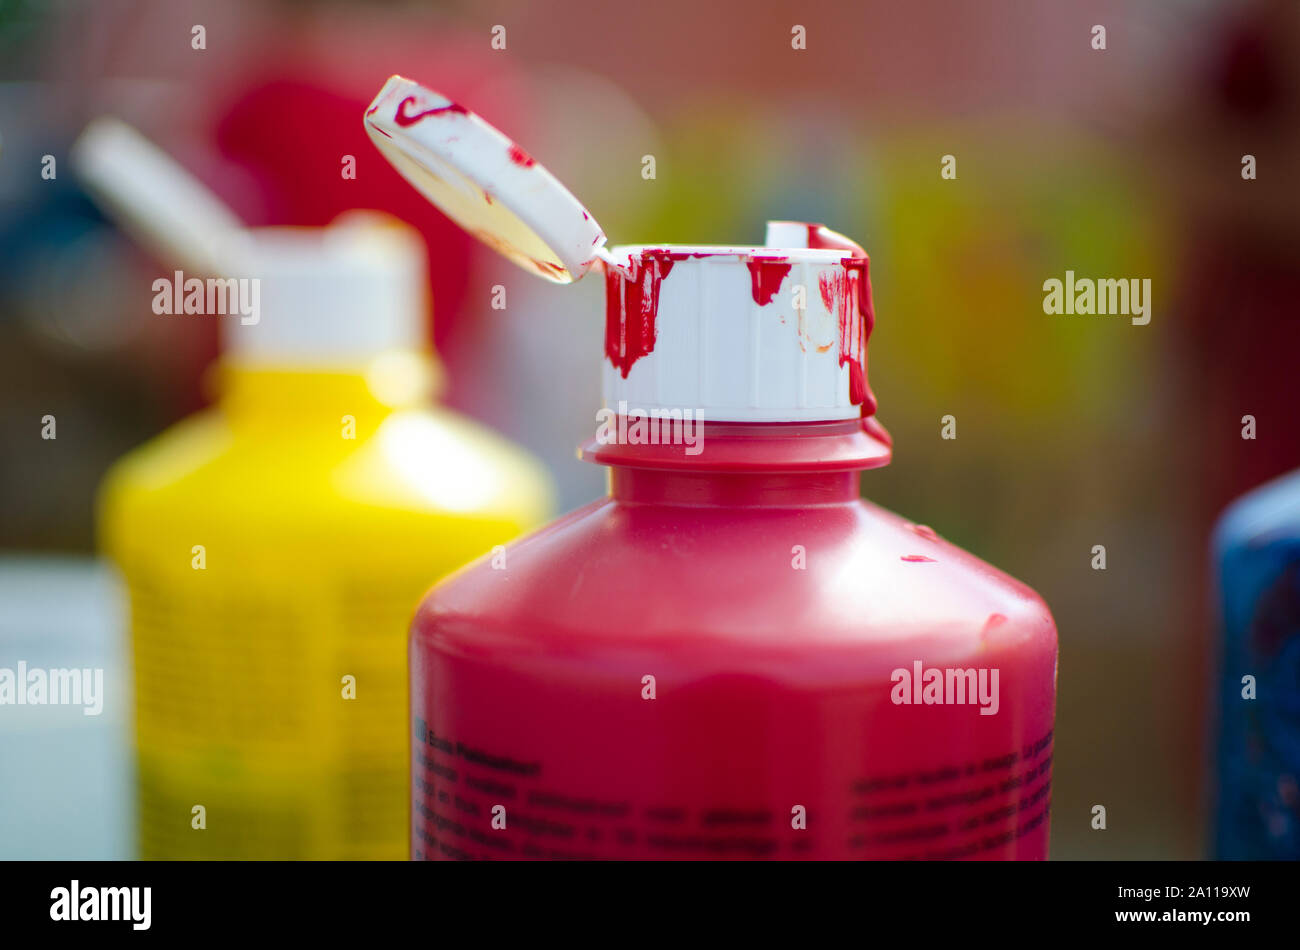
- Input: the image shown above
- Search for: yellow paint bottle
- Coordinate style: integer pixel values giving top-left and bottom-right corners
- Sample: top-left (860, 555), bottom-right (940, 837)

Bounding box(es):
top-left (77, 120), bottom-right (552, 858)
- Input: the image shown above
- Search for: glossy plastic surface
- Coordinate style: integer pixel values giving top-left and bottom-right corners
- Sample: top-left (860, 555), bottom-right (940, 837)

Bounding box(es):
top-left (410, 424), bottom-right (1057, 860)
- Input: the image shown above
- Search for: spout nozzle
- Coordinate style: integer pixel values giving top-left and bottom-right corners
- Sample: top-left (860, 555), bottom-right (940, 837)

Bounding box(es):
top-left (764, 220), bottom-right (866, 257)
top-left (71, 116), bottom-right (249, 274)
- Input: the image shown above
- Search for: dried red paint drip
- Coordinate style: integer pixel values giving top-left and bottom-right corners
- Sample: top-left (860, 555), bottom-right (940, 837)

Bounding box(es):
top-left (393, 96), bottom-right (468, 127)
top-left (604, 252), bottom-right (679, 378)
top-left (507, 144), bottom-right (536, 167)
top-left (817, 255), bottom-right (877, 413)
top-left (746, 258), bottom-right (792, 305)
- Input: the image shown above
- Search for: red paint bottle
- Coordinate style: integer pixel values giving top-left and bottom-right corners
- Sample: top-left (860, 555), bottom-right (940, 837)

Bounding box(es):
top-left (366, 77), bottom-right (1058, 860)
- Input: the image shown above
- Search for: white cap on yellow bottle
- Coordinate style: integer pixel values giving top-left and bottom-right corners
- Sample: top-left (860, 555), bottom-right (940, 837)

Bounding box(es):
top-left (226, 214), bottom-right (426, 364)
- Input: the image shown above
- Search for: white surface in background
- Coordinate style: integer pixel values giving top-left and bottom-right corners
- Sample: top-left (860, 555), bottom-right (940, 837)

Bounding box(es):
top-left (0, 556), bottom-right (133, 859)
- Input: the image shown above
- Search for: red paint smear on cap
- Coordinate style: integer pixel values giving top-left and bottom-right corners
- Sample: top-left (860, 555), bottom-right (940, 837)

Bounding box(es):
top-left (507, 144), bottom-right (536, 167)
top-left (604, 251), bottom-right (678, 378)
top-left (817, 254), bottom-right (877, 414)
top-left (801, 221), bottom-right (877, 415)
top-left (746, 258), bottom-right (792, 305)
top-left (394, 96), bottom-right (469, 127)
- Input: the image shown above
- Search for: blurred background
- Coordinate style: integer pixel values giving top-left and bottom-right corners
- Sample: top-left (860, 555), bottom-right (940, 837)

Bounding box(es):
top-left (2, 0), bottom-right (1299, 859)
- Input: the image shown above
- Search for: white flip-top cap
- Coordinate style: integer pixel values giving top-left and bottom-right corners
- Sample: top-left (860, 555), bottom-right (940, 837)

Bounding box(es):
top-left (227, 212), bottom-right (427, 364)
top-left (73, 117), bottom-right (426, 364)
top-left (366, 76), bottom-right (883, 425)
top-left (601, 238), bottom-right (875, 422)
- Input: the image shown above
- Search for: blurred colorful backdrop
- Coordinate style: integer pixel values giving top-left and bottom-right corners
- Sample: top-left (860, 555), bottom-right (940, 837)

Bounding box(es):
top-left (2, 0), bottom-right (1299, 859)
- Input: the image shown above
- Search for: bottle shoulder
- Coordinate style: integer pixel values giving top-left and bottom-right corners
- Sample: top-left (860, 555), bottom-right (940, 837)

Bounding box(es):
top-left (1214, 467), bottom-right (1300, 556)
top-left (99, 405), bottom-right (553, 535)
top-left (417, 496), bottom-right (1057, 654)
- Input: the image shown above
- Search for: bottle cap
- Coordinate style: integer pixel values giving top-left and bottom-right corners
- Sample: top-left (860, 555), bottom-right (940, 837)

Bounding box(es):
top-left (229, 211), bottom-right (428, 365)
top-left (365, 76), bottom-right (888, 437)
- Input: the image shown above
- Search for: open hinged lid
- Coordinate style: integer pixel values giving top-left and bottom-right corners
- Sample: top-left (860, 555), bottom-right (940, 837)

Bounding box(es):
top-left (364, 76), bottom-right (606, 283)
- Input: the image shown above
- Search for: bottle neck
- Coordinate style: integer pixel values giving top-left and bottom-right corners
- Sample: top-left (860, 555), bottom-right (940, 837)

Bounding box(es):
top-left (214, 350), bottom-right (440, 428)
top-left (610, 468), bottom-right (861, 507)
top-left (582, 417), bottom-right (892, 508)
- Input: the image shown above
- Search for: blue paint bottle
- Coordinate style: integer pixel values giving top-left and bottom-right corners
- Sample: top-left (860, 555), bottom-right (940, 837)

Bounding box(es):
top-left (1212, 467), bottom-right (1300, 858)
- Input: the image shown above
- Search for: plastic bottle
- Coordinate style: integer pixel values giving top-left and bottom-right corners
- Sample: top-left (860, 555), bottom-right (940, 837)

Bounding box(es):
top-left (366, 77), bottom-right (1058, 860)
top-left (76, 118), bottom-right (553, 859)
top-left (1211, 467), bottom-right (1300, 859)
